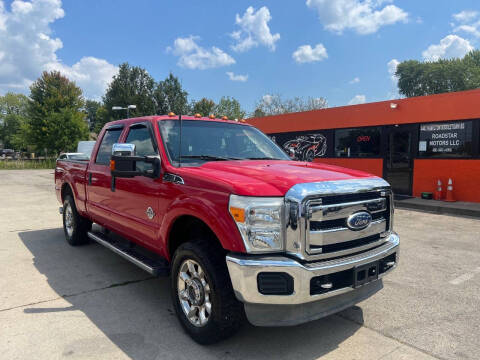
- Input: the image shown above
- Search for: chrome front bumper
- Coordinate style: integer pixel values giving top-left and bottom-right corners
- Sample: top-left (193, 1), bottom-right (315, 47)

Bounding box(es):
top-left (226, 232), bottom-right (399, 325)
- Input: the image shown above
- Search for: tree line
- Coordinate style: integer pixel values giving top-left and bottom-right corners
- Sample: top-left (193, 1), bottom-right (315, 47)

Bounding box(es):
top-left (4, 50), bottom-right (478, 156)
top-left (396, 50), bottom-right (480, 97)
top-left (0, 62), bottom-right (329, 155)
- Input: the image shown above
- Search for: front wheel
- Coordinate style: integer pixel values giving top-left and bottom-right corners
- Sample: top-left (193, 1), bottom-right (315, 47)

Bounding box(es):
top-left (171, 240), bottom-right (244, 344)
top-left (63, 195), bottom-right (92, 246)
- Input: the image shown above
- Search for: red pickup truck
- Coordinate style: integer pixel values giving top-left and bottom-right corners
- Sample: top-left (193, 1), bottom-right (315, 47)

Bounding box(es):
top-left (55, 114), bottom-right (399, 344)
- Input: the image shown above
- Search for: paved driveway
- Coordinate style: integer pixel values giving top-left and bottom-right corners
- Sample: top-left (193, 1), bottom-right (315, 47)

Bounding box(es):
top-left (1, 170), bottom-right (479, 359)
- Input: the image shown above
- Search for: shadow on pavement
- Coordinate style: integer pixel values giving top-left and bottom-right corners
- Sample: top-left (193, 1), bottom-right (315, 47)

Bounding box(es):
top-left (19, 228), bottom-right (364, 360)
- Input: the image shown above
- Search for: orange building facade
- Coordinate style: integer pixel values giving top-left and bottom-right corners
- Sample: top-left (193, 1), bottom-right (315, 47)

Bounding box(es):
top-left (248, 89), bottom-right (480, 202)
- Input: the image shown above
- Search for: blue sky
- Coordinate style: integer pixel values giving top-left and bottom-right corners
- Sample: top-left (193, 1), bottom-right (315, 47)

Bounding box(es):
top-left (1, 0), bottom-right (479, 113)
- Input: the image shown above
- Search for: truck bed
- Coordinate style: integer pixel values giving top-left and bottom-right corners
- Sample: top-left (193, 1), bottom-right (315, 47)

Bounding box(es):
top-left (55, 159), bottom-right (89, 214)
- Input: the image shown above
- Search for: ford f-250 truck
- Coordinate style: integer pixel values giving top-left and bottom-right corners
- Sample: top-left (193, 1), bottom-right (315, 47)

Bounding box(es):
top-left (55, 114), bottom-right (399, 344)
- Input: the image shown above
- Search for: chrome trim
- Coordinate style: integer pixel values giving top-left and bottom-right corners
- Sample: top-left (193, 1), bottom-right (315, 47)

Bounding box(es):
top-left (112, 143), bottom-right (136, 156)
top-left (285, 177), bottom-right (391, 203)
top-left (309, 218), bottom-right (387, 247)
top-left (226, 232), bottom-right (399, 305)
top-left (87, 232), bottom-right (157, 275)
top-left (284, 177), bottom-right (392, 261)
top-left (309, 198), bottom-right (387, 222)
top-left (308, 236), bottom-right (388, 260)
top-left (163, 173), bottom-right (184, 185)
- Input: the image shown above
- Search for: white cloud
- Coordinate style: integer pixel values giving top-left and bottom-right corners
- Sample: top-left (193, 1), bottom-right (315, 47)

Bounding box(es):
top-left (46, 57), bottom-right (118, 99)
top-left (454, 24), bottom-right (480, 38)
top-left (387, 58), bottom-right (399, 81)
top-left (226, 71), bottom-right (248, 82)
top-left (0, 0), bottom-right (117, 99)
top-left (453, 10), bottom-right (479, 23)
top-left (349, 77), bottom-right (360, 84)
top-left (452, 10), bottom-right (480, 38)
top-left (306, 0), bottom-right (408, 35)
top-left (262, 94), bottom-right (273, 105)
top-left (348, 94), bottom-right (366, 105)
top-left (168, 36), bottom-right (235, 70)
top-left (292, 43), bottom-right (328, 63)
top-left (422, 35), bottom-right (473, 61)
top-left (231, 6), bottom-right (280, 52)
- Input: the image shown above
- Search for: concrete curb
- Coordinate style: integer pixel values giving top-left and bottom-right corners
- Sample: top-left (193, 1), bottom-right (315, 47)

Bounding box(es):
top-left (394, 199), bottom-right (480, 218)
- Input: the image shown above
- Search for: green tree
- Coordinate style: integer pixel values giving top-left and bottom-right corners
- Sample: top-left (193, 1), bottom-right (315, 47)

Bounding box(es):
top-left (0, 93), bottom-right (29, 149)
top-left (27, 71), bottom-right (89, 155)
top-left (396, 50), bottom-right (480, 97)
top-left (99, 63), bottom-right (156, 129)
top-left (94, 105), bottom-right (109, 133)
top-left (192, 98), bottom-right (216, 116)
top-left (154, 73), bottom-right (189, 115)
top-left (214, 96), bottom-right (246, 120)
top-left (84, 99), bottom-right (102, 132)
top-left (252, 94), bottom-right (328, 117)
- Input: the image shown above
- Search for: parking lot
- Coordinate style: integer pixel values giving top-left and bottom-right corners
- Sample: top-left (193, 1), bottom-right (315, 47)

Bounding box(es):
top-left (1, 169), bottom-right (479, 360)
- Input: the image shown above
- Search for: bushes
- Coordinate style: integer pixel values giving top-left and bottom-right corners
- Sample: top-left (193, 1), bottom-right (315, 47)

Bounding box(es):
top-left (0, 158), bottom-right (56, 170)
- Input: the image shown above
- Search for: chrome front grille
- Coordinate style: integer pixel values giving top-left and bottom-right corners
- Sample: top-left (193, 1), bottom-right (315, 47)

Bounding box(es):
top-left (285, 178), bottom-right (394, 262)
top-left (305, 191), bottom-right (391, 259)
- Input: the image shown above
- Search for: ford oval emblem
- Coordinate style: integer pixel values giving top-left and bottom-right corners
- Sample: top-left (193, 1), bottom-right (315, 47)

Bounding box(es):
top-left (346, 211), bottom-right (372, 231)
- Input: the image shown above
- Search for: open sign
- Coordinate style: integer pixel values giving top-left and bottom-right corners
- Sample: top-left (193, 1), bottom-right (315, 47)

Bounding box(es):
top-left (357, 135), bottom-right (371, 142)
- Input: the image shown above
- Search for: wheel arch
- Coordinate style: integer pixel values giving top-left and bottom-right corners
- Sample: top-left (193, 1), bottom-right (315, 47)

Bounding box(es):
top-left (167, 215), bottom-right (224, 260)
top-left (61, 182), bottom-right (74, 203)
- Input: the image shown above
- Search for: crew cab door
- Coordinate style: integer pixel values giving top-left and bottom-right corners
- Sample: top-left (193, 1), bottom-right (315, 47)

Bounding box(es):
top-left (86, 124), bottom-right (124, 225)
top-left (108, 122), bottom-right (161, 247)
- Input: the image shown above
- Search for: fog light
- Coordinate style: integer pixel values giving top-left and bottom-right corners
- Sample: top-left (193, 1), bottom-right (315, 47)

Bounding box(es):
top-left (257, 272), bottom-right (293, 295)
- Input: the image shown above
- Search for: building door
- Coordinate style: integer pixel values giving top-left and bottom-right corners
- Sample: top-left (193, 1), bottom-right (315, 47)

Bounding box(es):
top-left (384, 125), bottom-right (416, 197)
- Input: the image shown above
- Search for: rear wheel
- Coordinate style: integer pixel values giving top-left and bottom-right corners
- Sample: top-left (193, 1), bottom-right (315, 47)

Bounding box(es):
top-left (171, 240), bottom-right (244, 344)
top-left (63, 195), bottom-right (92, 246)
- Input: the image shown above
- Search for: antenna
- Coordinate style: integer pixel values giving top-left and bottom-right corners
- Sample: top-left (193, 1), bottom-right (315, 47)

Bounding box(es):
top-left (178, 114), bottom-right (182, 167)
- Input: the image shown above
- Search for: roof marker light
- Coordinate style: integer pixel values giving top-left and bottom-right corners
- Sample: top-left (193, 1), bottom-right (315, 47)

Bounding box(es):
top-left (209, 114), bottom-right (215, 119)
top-left (222, 116), bottom-right (228, 120)
top-left (168, 112), bottom-right (175, 117)
top-left (194, 113), bottom-right (202, 118)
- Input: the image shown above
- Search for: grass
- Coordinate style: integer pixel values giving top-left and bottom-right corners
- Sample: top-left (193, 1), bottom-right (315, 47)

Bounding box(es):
top-left (0, 158), bottom-right (57, 170)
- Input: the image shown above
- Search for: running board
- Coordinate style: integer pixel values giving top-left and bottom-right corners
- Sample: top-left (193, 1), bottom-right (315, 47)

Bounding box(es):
top-left (87, 231), bottom-right (169, 276)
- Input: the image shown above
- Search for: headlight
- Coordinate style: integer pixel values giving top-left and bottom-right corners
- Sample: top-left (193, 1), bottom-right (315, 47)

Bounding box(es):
top-left (229, 195), bottom-right (284, 253)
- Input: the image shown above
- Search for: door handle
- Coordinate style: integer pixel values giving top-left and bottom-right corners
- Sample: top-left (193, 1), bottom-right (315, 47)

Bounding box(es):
top-left (88, 173), bottom-right (92, 185)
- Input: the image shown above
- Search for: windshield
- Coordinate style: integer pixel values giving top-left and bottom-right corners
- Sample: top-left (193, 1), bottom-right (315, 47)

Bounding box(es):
top-left (158, 120), bottom-right (290, 165)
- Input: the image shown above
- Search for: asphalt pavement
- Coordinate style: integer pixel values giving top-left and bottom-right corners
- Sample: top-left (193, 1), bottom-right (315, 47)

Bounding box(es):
top-left (0, 170), bottom-right (479, 360)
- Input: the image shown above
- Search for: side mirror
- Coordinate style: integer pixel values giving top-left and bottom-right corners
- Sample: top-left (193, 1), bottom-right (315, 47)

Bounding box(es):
top-left (110, 143), bottom-right (161, 179)
top-left (112, 143), bottom-right (136, 156)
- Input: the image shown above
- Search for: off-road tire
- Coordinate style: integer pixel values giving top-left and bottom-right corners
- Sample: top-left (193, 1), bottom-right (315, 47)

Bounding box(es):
top-left (171, 239), bottom-right (244, 344)
top-left (62, 195), bottom-right (92, 246)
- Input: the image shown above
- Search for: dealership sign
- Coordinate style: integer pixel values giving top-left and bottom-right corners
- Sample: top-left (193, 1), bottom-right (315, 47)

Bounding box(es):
top-left (419, 121), bottom-right (472, 155)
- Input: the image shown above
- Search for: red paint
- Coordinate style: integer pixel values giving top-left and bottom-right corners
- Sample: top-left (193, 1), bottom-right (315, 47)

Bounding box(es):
top-left (413, 159), bottom-right (480, 203)
top-left (248, 89), bottom-right (480, 133)
top-left (55, 115), bottom-right (376, 260)
top-left (314, 158), bottom-right (384, 178)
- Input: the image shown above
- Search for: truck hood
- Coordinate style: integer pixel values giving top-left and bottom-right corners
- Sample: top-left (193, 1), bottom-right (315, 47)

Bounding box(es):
top-left (184, 160), bottom-right (378, 197)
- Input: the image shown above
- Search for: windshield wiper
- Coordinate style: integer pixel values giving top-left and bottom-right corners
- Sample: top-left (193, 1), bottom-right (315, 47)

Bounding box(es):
top-left (180, 155), bottom-right (242, 161)
top-left (246, 157), bottom-right (282, 160)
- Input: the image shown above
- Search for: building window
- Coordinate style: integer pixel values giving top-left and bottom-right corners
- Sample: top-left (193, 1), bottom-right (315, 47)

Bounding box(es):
top-left (418, 121), bottom-right (473, 158)
top-left (335, 127), bottom-right (381, 158)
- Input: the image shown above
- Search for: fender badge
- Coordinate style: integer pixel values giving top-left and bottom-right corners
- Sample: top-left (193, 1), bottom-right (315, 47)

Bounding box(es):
top-left (146, 207), bottom-right (155, 220)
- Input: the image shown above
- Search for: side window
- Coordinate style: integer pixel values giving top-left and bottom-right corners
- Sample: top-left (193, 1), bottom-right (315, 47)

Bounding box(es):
top-left (95, 128), bottom-right (123, 165)
top-left (126, 124), bottom-right (157, 156)
top-left (126, 124), bottom-right (157, 172)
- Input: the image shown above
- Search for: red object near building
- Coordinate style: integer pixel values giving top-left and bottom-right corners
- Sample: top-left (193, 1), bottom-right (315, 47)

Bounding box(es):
top-left (248, 89), bottom-right (480, 202)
